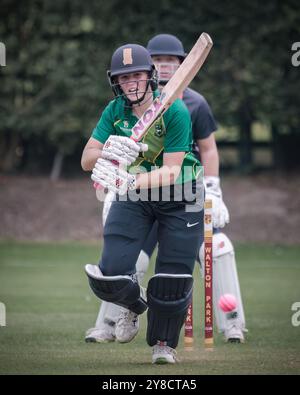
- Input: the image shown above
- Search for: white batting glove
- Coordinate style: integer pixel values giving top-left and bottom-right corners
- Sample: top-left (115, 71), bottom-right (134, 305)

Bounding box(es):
top-left (204, 176), bottom-right (229, 228)
top-left (91, 158), bottom-right (137, 195)
top-left (102, 135), bottom-right (148, 166)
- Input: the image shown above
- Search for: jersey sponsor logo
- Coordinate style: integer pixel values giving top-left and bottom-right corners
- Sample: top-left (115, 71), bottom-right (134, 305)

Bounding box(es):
top-left (154, 123), bottom-right (164, 138)
top-left (123, 48), bottom-right (133, 65)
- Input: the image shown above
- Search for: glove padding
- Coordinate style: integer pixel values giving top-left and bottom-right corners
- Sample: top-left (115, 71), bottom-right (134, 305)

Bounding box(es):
top-left (91, 158), bottom-right (136, 195)
top-left (204, 176), bottom-right (229, 228)
top-left (102, 135), bottom-right (148, 166)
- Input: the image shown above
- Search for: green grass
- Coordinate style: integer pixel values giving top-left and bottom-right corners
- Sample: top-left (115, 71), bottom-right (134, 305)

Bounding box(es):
top-left (0, 241), bottom-right (300, 375)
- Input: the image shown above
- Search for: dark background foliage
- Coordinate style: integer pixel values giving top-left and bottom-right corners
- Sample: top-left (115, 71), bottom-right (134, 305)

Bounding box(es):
top-left (1, 0), bottom-right (300, 177)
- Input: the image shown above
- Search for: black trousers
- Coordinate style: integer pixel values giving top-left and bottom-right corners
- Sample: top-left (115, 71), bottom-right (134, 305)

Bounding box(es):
top-left (100, 196), bottom-right (204, 277)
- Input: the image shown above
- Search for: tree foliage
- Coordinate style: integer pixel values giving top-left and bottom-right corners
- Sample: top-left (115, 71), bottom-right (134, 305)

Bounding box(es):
top-left (1, 0), bottom-right (299, 174)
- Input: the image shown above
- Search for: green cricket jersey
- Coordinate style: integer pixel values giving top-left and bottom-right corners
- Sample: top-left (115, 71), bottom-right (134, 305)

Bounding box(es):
top-left (92, 91), bottom-right (203, 184)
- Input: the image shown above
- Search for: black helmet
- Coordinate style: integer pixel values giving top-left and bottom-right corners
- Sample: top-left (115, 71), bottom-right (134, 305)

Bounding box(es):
top-left (147, 34), bottom-right (186, 60)
top-left (108, 44), bottom-right (158, 101)
top-left (109, 44), bottom-right (154, 77)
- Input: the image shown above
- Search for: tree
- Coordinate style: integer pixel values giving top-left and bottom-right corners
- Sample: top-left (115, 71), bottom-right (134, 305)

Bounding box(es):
top-left (1, 0), bottom-right (300, 175)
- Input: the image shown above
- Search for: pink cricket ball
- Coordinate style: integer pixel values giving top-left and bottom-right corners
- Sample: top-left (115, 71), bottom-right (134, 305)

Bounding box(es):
top-left (218, 294), bottom-right (237, 312)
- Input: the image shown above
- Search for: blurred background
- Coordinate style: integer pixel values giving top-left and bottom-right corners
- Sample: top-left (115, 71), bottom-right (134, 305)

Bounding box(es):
top-left (1, 0), bottom-right (300, 176)
top-left (1, 0), bottom-right (300, 244)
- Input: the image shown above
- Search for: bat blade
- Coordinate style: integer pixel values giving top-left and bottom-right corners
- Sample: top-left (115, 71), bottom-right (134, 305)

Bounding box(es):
top-left (131, 32), bottom-right (213, 141)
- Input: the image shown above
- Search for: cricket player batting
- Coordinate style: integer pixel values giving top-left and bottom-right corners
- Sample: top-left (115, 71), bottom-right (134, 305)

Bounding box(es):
top-left (83, 38), bottom-right (211, 364)
top-left (85, 34), bottom-right (247, 348)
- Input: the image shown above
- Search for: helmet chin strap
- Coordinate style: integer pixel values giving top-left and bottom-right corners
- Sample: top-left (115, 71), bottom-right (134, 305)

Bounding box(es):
top-left (158, 80), bottom-right (168, 86)
top-left (124, 79), bottom-right (152, 107)
top-left (111, 69), bottom-right (157, 107)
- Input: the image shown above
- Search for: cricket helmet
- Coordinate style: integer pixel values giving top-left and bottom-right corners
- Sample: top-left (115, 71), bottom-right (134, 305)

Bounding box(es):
top-left (108, 44), bottom-right (158, 100)
top-left (146, 34), bottom-right (186, 60)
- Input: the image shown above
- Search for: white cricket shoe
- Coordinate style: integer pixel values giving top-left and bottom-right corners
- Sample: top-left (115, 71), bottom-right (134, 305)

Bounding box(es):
top-left (152, 345), bottom-right (178, 364)
top-left (224, 322), bottom-right (245, 343)
top-left (85, 326), bottom-right (116, 343)
top-left (115, 309), bottom-right (139, 343)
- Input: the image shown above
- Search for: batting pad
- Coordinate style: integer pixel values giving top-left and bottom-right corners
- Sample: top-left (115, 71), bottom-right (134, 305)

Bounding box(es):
top-left (146, 273), bottom-right (193, 348)
top-left (85, 264), bottom-right (147, 315)
top-left (199, 233), bottom-right (246, 332)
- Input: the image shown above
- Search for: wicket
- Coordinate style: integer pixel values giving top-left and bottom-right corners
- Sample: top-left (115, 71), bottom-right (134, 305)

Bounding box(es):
top-left (184, 300), bottom-right (194, 350)
top-left (184, 199), bottom-right (213, 350)
top-left (204, 199), bottom-right (213, 349)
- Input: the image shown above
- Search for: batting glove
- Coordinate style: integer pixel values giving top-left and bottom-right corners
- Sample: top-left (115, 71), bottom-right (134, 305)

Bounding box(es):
top-left (91, 158), bottom-right (137, 195)
top-left (204, 176), bottom-right (230, 228)
top-left (102, 135), bottom-right (148, 166)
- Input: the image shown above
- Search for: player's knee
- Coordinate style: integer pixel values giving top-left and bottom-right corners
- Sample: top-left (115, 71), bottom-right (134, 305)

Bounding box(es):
top-left (156, 261), bottom-right (193, 276)
top-left (100, 263), bottom-right (122, 277)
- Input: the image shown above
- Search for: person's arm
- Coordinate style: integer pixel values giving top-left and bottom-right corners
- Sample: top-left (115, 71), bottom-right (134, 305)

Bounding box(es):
top-left (91, 99), bottom-right (190, 193)
top-left (81, 137), bottom-right (104, 171)
top-left (91, 151), bottom-right (186, 194)
top-left (197, 133), bottom-right (219, 177)
top-left (135, 151), bottom-right (185, 189)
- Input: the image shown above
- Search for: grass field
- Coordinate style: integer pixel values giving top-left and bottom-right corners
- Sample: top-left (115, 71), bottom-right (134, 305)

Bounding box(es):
top-left (0, 241), bottom-right (300, 375)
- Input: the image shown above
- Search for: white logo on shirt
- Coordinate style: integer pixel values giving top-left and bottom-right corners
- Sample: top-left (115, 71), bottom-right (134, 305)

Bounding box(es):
top-left (187, 222), bottom-right (199, 228)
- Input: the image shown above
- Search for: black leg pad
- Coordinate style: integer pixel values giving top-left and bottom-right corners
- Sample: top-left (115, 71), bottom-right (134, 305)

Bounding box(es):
top-left (85, 264), bottom-right (147, 315)
top-left (146, 273), bottom-right (193, 348)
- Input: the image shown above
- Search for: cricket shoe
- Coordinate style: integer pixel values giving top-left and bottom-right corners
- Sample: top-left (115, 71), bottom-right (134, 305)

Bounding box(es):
top-left (85, 325), bottom-right (116, 343)
top-left (224, 322), bottom-right (245, 343)
top-left (152, 344), bottom-right (178, 364)
top-left (115, 309), bottom-right (139, 343)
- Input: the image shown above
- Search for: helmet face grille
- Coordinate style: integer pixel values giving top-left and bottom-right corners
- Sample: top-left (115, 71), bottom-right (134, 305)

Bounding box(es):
top-left (107, 44), bottom-right (158, 102)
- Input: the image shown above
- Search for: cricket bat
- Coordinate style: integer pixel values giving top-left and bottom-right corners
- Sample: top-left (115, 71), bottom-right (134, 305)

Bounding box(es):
top-left (131, 32), bottom-right (213, 141)
top-left (94, 32), bottom-right (213, 189)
